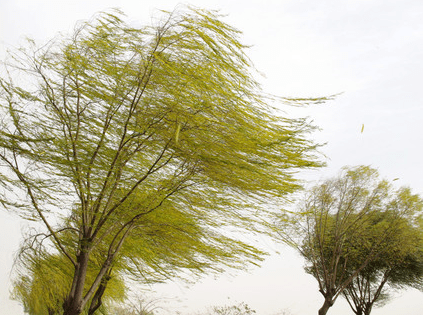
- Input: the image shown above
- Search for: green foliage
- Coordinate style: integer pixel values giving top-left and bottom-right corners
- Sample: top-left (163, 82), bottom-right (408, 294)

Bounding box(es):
top-left (11, 253), bottom-right (72, 315)
top-left (1, 6), bottom-right (324, 314)
top-left (279, 166), bottom-right (423, 315)
top-left (11, 245), bottom-right (125, 315)
top-left (342, 198), bottom-right (423, 315)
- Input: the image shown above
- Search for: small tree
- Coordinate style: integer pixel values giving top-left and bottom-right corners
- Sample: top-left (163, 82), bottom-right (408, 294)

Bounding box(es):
top-left (0, 6), bottom-right (325, 315)
top-left (106, 295), bottom-right (162, 315)
top-left (211, 302), bottom-right (256, 315)
top-left (278, 166), bottom-right (423, 315)
top-left (195, 302), bottom-right (256, 315)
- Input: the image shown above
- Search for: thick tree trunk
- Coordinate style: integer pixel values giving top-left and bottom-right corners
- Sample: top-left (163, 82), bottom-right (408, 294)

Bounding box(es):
top-left (63, 303), bottom-right (82, 315)
top-left (318, 298), bottom-right (334, 315)
top-left (63, 247), bottom-right (90, 315)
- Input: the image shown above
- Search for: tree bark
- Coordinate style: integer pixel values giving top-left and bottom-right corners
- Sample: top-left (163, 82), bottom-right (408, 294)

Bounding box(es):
top-left (318, 298), bottom-right (334, 315)
top-left (87, 274), bottom-right (110, 315)
top-left (62, 246), bottom-right (90, 315)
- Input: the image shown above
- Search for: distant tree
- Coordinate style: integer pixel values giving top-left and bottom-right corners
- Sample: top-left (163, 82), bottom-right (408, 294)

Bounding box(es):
top-left (278, 166), bottom-right (423, 315)
top-left (211, 302), bottom-right (256, 315)
top-left (195, 302), bottom-right (256, 315)
top-left (0, 6), bottom-right (325, 315)
top-left (271, 309), bottom-right (294, 315)
top-left (342, 200), bottom-right (423, 315)
top-left (106, 295), bottom-right (162, 315)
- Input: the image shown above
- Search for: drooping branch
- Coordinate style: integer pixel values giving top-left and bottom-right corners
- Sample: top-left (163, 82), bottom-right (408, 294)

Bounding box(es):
top-left (0, 151), bottom-right (76, 267)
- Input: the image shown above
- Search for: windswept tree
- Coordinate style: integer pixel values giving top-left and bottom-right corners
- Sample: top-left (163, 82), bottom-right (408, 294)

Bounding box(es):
top-left (278, 166), bottom-right (423, 315)
top-left (342, 194), bottom-right (423, 315)
top-left (0, 7), bottom-right (325, 315)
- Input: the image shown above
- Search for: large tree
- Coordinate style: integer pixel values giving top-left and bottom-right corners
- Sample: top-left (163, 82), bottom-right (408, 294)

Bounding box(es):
top-left (0, 7), bottom-right (324, 315)
top-left (278, 166), bottom-right (423, 315)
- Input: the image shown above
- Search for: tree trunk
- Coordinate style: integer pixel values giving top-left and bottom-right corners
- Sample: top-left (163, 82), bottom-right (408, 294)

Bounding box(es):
top-left (318, 298), bottom-right (334, 315)
top-left (88, 275), bottom-right (109, 315)
top-left (63, 303), bottom-right (82, 315)
top-left (63, 247), bottom-right (90, 315)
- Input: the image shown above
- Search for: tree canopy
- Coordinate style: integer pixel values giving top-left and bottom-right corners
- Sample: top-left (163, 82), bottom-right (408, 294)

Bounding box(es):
top-left (278, 166), bottom-right (423, 315)
top-left (0, 7), bottom-right (324, 315)
top-left (342, 204), bottom-right (423, 315)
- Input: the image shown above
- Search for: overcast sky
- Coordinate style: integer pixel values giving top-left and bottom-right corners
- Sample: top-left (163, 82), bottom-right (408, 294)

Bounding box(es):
top-left (1, 0), bottom-right (423, 314)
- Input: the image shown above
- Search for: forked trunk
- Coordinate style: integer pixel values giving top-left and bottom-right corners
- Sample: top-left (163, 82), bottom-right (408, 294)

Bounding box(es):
top-left (363, 304), bottom-right (373, 315)
top-left (352, 302), bottom-right (372, 315)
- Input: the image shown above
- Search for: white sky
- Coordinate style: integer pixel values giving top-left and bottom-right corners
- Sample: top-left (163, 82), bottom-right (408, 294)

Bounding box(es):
top-left (1, 0), bottom-right (423, 314)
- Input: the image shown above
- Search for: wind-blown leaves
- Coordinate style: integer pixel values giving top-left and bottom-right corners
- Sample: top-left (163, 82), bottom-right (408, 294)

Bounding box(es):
top-left (1, 7), bottom-right (325, 315)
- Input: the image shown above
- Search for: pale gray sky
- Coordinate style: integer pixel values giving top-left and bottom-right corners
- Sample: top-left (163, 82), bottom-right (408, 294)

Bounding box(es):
top-left (1, 0), bottom-right (423, 314)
